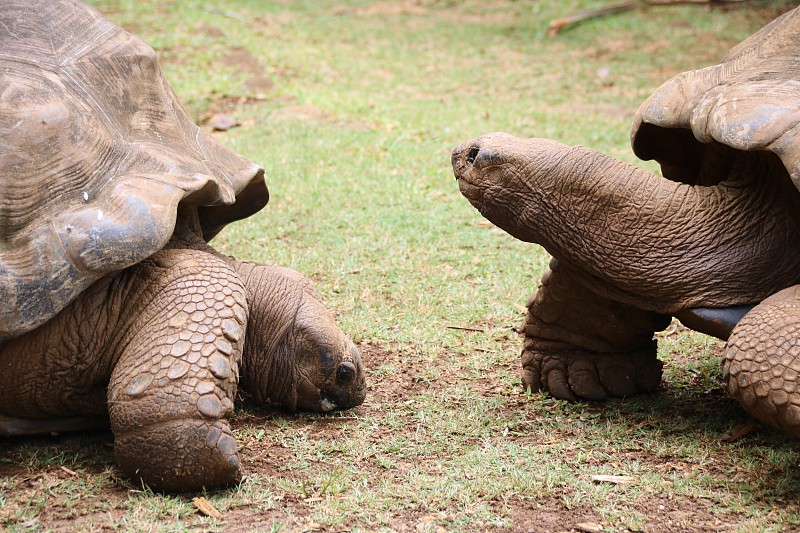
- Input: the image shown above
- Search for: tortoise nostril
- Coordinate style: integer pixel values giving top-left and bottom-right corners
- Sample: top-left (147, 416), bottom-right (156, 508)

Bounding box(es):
top-left (466, 147), bottom-right (479, 165)
top-left (336, 362), bottom-right (356, 386)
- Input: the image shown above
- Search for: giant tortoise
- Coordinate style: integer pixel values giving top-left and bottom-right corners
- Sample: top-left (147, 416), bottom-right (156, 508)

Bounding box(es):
top-left (452, 7), bottom-right (800, 439)
top-left (0, 0), bottom-right (365, 491)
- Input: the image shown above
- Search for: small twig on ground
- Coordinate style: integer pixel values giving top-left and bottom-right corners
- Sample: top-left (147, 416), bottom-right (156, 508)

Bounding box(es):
top-left (59, 465), bottom-right (79, 478)
top-left (592, 474), bottom-right (637, 484)
top-left (548, 0), bottom-right (753, 36)
top-left (445, 325), bottom-right (485, 332)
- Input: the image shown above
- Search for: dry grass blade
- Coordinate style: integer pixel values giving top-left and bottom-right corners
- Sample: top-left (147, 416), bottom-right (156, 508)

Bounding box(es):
top-left (444, 325), bottom-right (485, 332)
top-left (592, 474), bottom-right (637, 485)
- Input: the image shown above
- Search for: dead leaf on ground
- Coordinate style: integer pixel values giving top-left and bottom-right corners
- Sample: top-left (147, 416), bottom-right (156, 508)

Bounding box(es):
top-left (208, 113), bottom-right (241, 131)
top-left (192, 496), bottom-right (222, 519)
top-left (722, 422), bottom-right (761, 442)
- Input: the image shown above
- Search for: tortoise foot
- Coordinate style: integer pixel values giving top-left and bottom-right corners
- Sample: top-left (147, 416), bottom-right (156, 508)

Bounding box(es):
top-left (108, 248), bottom-right (248, 490)
top-left (522, 346), bottom-right (663, 401)
top-left (725, 286), bottom-right (800, 439)
top-left (519, 261), bottom-right (669, 402)
top-left (115, 419), bottom-right (240, 491)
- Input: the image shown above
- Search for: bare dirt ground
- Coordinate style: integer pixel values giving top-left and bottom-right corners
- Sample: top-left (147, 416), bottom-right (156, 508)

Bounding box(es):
top-left (1, 338), bottom-right (778, 532)
top-left (3, 2), bottom-right (800, 530)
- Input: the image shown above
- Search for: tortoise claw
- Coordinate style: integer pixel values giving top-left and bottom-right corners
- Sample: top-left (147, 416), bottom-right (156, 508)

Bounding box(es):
top-left (523, 347), bottom-right (663, 402)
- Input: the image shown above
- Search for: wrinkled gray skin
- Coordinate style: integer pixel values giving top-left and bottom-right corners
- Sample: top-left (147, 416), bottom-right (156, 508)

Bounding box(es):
top-left (0, 209), bottom-right (366, 492)
top-left (0, 0), bottom-right (365, 492)
top-left (453, 7), bottom-right (800, 440)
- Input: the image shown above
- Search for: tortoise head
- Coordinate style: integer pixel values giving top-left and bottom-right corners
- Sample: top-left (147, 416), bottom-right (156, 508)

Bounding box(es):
top-left (238, 265), bottom-right (366, 412)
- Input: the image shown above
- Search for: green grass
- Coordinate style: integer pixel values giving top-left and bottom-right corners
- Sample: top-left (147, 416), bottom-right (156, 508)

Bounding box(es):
top-left (4, 0), bottom-right (800, 531)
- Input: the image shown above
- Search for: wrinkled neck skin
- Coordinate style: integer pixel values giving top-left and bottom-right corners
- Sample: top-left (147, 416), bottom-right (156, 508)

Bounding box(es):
top-left (454, 133), bottom-right (800, 313)
top-left (230, 260), bottom-right (365, 412)
top-left (232, 261), bottom-right (301, 407)
top-left (169, 208), bottom-right (365, 412)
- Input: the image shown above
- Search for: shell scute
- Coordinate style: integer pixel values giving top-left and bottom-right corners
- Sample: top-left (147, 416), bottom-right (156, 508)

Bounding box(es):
top-left (631, 7), bottom-right (800, 183)
top-left (0, 0), bottom-right (268, 343)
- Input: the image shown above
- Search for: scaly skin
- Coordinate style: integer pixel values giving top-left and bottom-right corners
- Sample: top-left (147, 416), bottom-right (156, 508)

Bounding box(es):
top-left (725, 286), bottom-right (800, 439)
top-left (0, 242), bottom-right (366, 490)
top-left (109, 249), bottom-right (247, 490)
top-left (0, 247), bottom-right (247, 490)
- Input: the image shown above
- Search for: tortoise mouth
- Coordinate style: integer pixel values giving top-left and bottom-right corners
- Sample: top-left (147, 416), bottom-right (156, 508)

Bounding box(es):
top-left (451, 144), bottom-right (483, 195)
top-left (454, 174), bottom-right (484, 212)
top-left (322, 372), bottom-right (367, 412)
top-left (451, 145), bottom-right (469, 180)
top-left (319, 386), bottom-right (366, 413)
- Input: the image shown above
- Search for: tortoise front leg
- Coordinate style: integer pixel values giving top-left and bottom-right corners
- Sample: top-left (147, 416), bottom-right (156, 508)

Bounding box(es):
top-left (725, 285), bottom-right (800, 439)
top-left (523, 260), bottom-right (670, 401)
top-left (108, 248), bottom-right (247, 491)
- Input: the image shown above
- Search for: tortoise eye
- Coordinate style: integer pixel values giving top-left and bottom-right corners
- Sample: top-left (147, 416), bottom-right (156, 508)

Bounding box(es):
top-left (336, 363), bottom-right (356, 386)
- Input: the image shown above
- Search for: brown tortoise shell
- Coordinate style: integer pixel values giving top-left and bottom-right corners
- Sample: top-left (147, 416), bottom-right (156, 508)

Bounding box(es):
top-left (0, 0), bottom-right (268, 343)
top-left (631, 7), bottom-right (800, 187)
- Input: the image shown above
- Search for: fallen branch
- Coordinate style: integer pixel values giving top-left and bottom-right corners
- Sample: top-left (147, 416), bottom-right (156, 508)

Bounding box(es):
top-left (548, 2), bottom-right (637, 36)
top-left (548, 0), bottom-right (753, 36)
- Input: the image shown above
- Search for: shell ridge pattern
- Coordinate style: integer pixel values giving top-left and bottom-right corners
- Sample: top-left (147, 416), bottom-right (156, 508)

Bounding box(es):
top-left (56, 23), bottom-right (130, 138)
top-left (0, 0), bottom-right (267, 345)
top-left (59, 24), bottom-right (115, 69)
top-left (633, 6), bottom-right (800, 182)
top-left (58, 67), bottom-right (117, 143)
top-left (192, 128), bottom-right (237, 205)
top-left (0, 19), bottom-right (13, 42)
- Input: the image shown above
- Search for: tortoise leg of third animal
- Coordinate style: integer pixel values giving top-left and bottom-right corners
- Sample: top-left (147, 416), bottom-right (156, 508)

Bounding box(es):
top-left (724, 285), bottom-right (800, 439)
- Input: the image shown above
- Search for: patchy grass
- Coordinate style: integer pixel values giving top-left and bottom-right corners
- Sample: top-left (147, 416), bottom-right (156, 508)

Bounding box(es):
top-left (3, 0), bottom-right (800, 531)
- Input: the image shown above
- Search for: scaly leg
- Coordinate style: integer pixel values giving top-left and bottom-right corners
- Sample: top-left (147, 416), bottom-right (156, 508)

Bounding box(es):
top-left (108, 248), bottom-right (248, 490)
top-left (523, 260), bottom-right (670, 401)
top-left (725, 285), bottom-right (800, 439)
